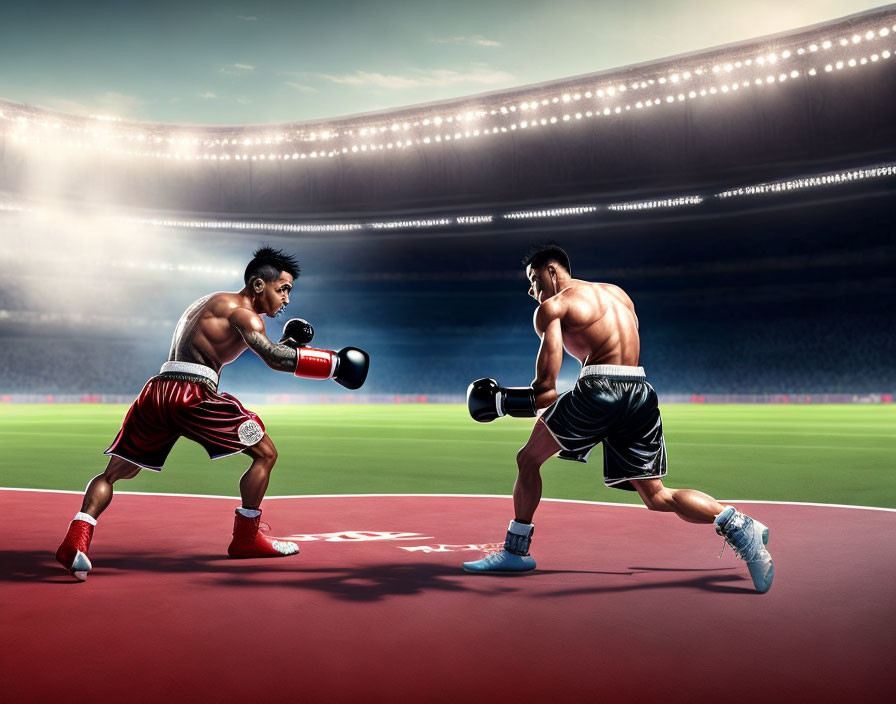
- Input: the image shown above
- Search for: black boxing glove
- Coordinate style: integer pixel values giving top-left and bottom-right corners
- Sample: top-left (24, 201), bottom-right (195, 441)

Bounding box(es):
top-left (467, 378), bottom-right (502, 422)
top-left (467, 378), bottom-right (536, 423)
top-left (279, 318), bottom-right (315, 349)
top-left (333, 347), bottom-right (370, 390)
top-left (293, 345), bottom-right (369, 391)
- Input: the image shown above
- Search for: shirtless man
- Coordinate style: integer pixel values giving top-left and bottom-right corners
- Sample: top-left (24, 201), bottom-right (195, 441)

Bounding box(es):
top-left (463, 244), bottom-right (774, 593)
top-left (55, 246), bottom-right (369, 581)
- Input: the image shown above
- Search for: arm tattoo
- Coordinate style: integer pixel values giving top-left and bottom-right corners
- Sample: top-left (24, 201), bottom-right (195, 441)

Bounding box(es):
top-left (241, 329), bottom-right (298, 373)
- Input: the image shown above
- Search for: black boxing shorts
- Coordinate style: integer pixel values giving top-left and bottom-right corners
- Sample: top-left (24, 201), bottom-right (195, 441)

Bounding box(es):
top-left (541, 365), bottom-right (667, 491)
top-left (104, 362), bottom-right (265, 470)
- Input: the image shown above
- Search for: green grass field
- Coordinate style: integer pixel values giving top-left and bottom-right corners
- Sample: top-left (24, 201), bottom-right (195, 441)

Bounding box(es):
top-left (1, 404), bottom-right (894, 507)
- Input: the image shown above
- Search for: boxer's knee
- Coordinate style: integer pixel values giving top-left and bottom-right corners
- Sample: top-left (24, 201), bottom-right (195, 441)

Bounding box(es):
top-left (248, 436), bottom-right (278, 469)
top-left (102, 457), bottom-right (141, 484)
top-left (635, 481), bottom-right (676, 512)
top-left (516, 447), bottom-right (542, 475)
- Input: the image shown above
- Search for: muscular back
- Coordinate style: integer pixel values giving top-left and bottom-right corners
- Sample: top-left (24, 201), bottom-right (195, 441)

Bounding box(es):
top-left (548, 280), bottom-right (640, 366)
top-left (168, 293), bottom-right (253, 372)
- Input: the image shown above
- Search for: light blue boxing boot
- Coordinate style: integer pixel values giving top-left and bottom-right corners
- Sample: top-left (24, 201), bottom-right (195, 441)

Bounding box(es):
top-left (463, 520), bottom-right (536, 573)
top-left (714, 506), bottom-right (774, 593)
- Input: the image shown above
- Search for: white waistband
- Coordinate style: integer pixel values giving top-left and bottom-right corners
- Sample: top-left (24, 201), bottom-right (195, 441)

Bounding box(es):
top-left (160, 361), bottom-right (219, 385)
top-left (579, 364), bottom-right (645, 379)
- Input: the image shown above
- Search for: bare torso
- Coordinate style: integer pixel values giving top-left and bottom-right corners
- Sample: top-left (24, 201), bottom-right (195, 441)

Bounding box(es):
top-left (168, 292), bottom-right (253, 373)
top-left (551, 280), bottom-right (640, 367)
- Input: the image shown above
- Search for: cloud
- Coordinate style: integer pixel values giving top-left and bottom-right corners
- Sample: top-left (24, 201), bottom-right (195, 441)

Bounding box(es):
top-left (236, 96), bottom-right (252, 104)
top-left (43, 92), bottom-right (142, 118)
top-left (320, 66), bottom-right (515, 90)
top-left (429, 35), bottom-right (501, 47)
top-left (198, 91), bottom-right (217, 99)
top-left (94, 91), bottom-right (143, 114)
top-left (284, 81), bottom-right (319, 93)
top-left (220, 63), bottom-right (256, 76)
top-left (236, 15), bottom-right (257, 21)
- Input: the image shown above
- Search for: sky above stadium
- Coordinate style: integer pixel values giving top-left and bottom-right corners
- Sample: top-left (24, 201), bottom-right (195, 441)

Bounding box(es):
top-left (0, 0), bottom-right (886, 125)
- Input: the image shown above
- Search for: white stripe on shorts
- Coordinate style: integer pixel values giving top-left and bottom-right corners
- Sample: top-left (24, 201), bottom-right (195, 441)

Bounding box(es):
top-left (579, 364), bottom-right (645, 380)
top-left (160, 361), bottom-right (220, 386)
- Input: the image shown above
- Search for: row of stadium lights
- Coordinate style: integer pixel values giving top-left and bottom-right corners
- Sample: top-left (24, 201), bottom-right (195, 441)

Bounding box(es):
top-left (145, 165), bottom-right (896, 228)
top-left (4, 165), bottom-right (889, 235)
top-left (4, 166), bottom-right (889, 287)
top-left (1, 23), bottom-right (894, 161)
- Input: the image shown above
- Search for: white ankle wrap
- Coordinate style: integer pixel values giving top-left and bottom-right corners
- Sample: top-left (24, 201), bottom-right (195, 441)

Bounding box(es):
top-left (508, 520), bottom-right (534, 536)
top-left (74, 512), bottom-right (97, 526)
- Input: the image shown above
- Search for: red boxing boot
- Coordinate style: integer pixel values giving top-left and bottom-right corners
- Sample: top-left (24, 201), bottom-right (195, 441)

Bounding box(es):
top-left (55, 516), bottom-right (95, 581)
top-left (227, 511), bottom-right (300, 558)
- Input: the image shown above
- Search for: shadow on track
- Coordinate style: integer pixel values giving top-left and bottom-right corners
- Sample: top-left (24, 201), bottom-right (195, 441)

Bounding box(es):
top-left (0, 550), bottom-right (754, 598)
top-left (548, 570), bottom-right (755, 595)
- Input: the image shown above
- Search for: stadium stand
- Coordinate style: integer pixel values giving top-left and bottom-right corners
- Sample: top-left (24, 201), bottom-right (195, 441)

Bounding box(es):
top-left (0, 7), bottom-right (894, 399)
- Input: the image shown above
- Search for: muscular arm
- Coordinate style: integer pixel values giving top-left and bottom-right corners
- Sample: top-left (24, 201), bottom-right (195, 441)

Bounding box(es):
top-left (229, 308), bottom-right (298, 373)
top-left (532, 302), bottom-right (564, 409)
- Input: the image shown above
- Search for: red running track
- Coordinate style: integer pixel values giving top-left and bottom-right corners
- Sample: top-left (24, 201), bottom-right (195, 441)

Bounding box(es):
top-left (1, 490), bottom-right (894, 703)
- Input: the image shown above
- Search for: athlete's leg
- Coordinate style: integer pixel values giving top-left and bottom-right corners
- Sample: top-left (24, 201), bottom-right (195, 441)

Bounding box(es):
top-left (238, 435), bottom-right (278, 510)
top-left (631, 478), bottom-right (774, 591)
top-left (57, 456), bottom-right (139, 580)
top-left (81, 456), bottom-right (142, 518)
top-left (228, 435), bottom-right (297, 558)
top-left (513, 418), bottom-right (562, 522)
top-left (464, 420), bottom-right (560, 573)
top-left (631, 477), bottom-right (726, 524)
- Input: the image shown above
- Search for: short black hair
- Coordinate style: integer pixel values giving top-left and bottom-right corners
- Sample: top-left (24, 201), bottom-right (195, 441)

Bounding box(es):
top-left (244, 245), bottom-right (301, 285)
top-left (522, 243), bottom-right (571, 275)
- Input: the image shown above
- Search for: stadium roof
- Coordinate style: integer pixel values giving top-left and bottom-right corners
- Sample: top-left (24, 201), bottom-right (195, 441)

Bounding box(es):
top-left (1, 6), bottom-right (894, 164)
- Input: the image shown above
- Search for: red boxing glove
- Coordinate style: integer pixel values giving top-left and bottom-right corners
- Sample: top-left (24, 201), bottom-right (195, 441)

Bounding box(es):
top-left (294, 347), bottom-right (338, 380)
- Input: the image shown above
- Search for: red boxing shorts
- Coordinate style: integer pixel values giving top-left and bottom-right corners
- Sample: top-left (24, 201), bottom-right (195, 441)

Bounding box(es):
top-left (104, 370), bottom-right (265, 471)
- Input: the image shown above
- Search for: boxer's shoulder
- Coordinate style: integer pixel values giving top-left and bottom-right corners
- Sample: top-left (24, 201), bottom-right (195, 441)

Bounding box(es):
top-left (533, 293), bottom-right (567, 332)
top-left (205, 291), bottom-right (246, 311)
top-left (228, 306), bottom-right (265, 337)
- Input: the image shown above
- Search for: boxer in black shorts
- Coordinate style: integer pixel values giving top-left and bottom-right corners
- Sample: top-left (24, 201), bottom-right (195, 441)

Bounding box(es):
top-left (55, 246), bottom-right (369, 581)
top-left (464, 244), bottom-right (774, 593)
top-left (541, 365), bottom-right (666, 488)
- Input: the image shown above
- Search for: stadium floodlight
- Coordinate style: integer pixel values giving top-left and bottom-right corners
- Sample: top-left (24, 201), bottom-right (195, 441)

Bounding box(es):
top-left (2, 12), bottom-right (894, 164)
top-left (2, 162), bottom-right (893, 238)
top-left (608, 196), bottom-right (703, 211)
top-left (716, 164), bottom-right (896, 198)
top-left (503, 206), bottom-right (597, 220)
top-left (131, 216), bottom-right (365, 233)
top-left (368, 218), bottom-right (452, 230)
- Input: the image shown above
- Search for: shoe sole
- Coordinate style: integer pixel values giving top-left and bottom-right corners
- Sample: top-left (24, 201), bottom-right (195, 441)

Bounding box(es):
top-left (462, 558), bottom-right (537, 574)
top-left (749, 521), bottom-right (773, 593)
top-left (749, 560), bottom-right (774, 593)
top-left (227, 551), bottom-right (300, 558)
top-left (227, 544), bottom-right (300, 558)
top-left (69, 550), bottom-right (91, 581)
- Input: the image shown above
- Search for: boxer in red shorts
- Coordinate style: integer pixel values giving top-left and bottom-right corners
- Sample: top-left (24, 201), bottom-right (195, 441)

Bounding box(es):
top-left (55, 246), bottom-right (369, 580)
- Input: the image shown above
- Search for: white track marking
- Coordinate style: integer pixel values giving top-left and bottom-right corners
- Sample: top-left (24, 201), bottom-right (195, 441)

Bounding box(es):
top-left (0, 487), bottom-right (893, 512)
